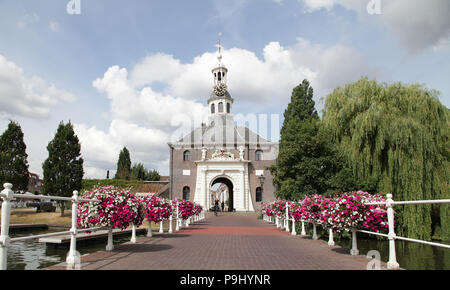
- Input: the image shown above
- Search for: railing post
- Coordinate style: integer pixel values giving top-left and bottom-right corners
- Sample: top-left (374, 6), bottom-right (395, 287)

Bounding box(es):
top-left (328, 228), bottom-right (335, 246)
top-left (285, 206), bottom-right (290, 232)
top-left (312, 222), bottom-right (318, 240)
top-left (159, 220), bottom-right (164, 233)
top-left (350, 228), bottom-right (359, 255)
top-left (147, 221), bottom-right (152, 237)
top-left (175, 210), bottom-right (180, 231)
top-left (0, 183), bottom-right (14, 270)
top-left (301, 220), bottom-right (306, 236)
top-left (130, 223), bottom-right (137, 243)
top-left (169, 212), bottom-right (173, 234)
top-left (386, 194), bottom-right (400, 270)
top-left (106, 227), bottom-right (114, 251)
top-left (291, 219), bottom-right (296, 235)
top-left (66, 190), bottom-right (80, 267)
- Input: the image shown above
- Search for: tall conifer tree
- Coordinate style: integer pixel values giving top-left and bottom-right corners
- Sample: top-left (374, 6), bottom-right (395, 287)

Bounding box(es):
top-left (115, 147), bottom-right (131, 180)
top-left (270, 80), bottom-right (343, 200)
top-left (0, 121), bottom-right (29, 191)
top-left (42, 121), bottom-right (84, 216)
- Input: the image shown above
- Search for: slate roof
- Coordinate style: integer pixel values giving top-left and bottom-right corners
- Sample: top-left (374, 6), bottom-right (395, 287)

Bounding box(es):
top-left (175, 122), bottom-right (271, 145)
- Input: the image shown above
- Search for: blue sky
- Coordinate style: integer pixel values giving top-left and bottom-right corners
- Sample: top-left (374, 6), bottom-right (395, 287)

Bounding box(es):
top-left (0, 0), bottom-right (449, 179)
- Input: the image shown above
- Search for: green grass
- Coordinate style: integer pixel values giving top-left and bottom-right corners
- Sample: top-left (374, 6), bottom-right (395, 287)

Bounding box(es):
top-left (81, 179), bottom-right (144, 193)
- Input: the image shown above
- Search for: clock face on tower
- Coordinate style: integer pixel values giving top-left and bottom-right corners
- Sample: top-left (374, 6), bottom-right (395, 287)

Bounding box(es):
top-left (214, 83), bottom-right (227, 96)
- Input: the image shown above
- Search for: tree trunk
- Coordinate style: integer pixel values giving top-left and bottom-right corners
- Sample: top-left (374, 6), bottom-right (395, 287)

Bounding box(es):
top-left (60, 201), bottom-right (65, 217)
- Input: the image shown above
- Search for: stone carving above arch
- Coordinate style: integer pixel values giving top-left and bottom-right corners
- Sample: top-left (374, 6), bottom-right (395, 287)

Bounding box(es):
top-left (210, 149), bottom-right (236, 161)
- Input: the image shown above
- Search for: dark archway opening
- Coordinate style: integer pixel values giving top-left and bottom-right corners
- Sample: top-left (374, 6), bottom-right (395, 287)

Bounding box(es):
top-left (211, 177), bottom-right (234, 212)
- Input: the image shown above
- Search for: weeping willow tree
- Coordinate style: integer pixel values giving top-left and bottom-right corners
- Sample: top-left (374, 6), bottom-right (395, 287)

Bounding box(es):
top-left (323, 77), bottom-right (449, 240)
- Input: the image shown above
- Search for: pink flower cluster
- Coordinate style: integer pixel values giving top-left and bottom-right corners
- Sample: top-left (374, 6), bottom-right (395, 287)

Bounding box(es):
top-left (177, 199), bottom-right (195, 220)
top-left (78, 187), bottom-right (204, 230)
top-left (142, 195), bottom-right (172, 222)
top-left (77, 186), bottom-right (143, 231)
top-left (295, 194), bottom-right (329, 224)
top-left (262, 191), bottom-right (388, 233)
top-left (260, 202), bottom-right (274, 216)
top-left (261, 200), bottom-right (287, 217)
top-left (193, 204), bottom-right (203, 216)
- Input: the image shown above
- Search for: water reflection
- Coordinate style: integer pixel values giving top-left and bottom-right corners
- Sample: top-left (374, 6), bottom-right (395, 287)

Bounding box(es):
top-left (7, 228), bottom-right (142, 270)
top-left (335, 237), bottom-right (450, 270)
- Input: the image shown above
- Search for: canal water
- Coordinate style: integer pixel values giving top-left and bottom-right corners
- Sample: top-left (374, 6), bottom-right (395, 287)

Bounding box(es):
top-left (7, 228), bottom-right (145, 270)
top-left (325, 237), bottom-right (450, 270)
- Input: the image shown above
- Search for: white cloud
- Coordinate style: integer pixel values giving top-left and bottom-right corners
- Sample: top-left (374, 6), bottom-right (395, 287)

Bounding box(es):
top-left (0, 54), bottom-right (76, 119)
top-left (93, 65), bottom-right (208, 129)
top-left (300, 0), bottom-right (450, 53)
top-left (77, 39), bottom-right (376, 178)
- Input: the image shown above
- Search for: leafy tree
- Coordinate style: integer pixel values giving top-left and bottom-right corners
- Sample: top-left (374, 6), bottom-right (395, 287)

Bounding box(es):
top-left (42, 121), bottom-right (84, 216)
top-left (146, 169), bottom-right (161, 181)
top-left (115, 147), bottom-right (131, 180)
top-left (0, 121), bottom-right (29, 191)
top-left (130, 163), bottom-right (161, 181)
top-left (269, 80), bottom-right (346, 200)
top-left (323, 77), bottom-right (449, 240)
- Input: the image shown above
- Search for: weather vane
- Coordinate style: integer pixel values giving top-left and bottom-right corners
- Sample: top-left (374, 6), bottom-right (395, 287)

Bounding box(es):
top-left (217, 32), bottom-right (223, 64)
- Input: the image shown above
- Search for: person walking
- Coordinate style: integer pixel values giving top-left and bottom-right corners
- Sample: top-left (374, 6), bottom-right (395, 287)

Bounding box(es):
top-left (214, 199), bottom-right (219, 216)
top-left (221, 201), bottom-right (225, 212)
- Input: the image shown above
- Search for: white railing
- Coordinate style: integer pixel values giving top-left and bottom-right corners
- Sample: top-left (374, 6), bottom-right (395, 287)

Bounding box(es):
top-left (262, 194), bottom-right (450, 270)
top-left (0, 183), bottom-right (205, 270)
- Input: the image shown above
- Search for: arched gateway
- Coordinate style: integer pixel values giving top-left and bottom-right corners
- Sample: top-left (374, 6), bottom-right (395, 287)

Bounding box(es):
top-left (193, 148), bottom-right (253, 211)
top-left (210, 177), bottom-right (234, 212)
top-left (167, 40), bottom-right (279, 211)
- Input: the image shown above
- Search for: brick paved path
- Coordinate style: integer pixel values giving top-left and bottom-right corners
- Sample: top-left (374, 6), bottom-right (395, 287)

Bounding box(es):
top-left (47, 212), bottom-right (373, 270)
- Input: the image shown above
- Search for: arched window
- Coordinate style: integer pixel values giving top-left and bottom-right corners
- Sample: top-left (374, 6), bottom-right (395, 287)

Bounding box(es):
top-left (218, 102), bottom-right (224, 113)
top-left (183, 186), bottom-right (190, 200)
top-left (256, 187), bottom-right (262, 202)
top-left (211, 103), bottom-right (215, 114)
top-left (227, 103), bottom-right (230, 113)
top-left (183, 151), bottom-right (191, 161)
top-left (255, 150), bottom-right (263, 161)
